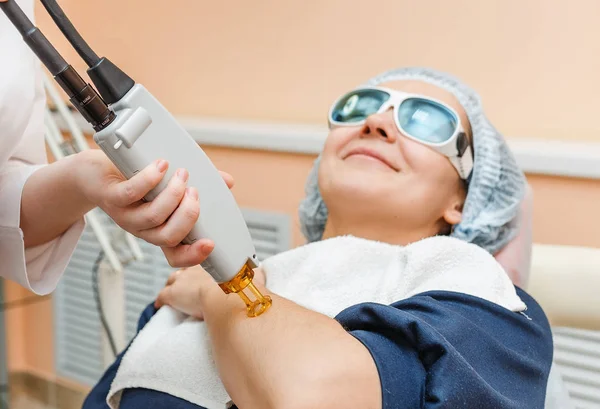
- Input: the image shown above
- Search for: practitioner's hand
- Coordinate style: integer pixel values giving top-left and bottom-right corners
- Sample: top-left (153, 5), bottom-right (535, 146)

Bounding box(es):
top-left (75, 149), bottom-right (234, 268)
top-left (155, 264), bottom-right (266, 320)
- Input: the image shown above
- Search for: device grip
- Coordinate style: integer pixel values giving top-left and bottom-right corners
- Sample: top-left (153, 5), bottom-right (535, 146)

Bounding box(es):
top-left (94, 99), bottom-right (255, 283)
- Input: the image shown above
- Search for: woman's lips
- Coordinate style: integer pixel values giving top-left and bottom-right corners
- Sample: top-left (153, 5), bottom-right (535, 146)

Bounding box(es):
top-left (344, 147), bottom-right (399, 171)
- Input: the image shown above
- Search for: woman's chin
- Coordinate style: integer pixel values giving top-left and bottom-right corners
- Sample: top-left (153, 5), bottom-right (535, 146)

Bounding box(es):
top-left (328, 177), bottom-right (390, 203)
top-left (320, 160), bottom-right (401, 204)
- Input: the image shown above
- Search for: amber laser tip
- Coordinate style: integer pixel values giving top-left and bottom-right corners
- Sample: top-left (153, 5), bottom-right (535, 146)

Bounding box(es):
top-left (219, 260), bottom-right (272, 317)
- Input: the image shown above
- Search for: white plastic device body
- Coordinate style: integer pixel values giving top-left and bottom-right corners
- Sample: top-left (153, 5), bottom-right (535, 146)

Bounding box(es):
top-left (94, 84), bottom-right (259, 283)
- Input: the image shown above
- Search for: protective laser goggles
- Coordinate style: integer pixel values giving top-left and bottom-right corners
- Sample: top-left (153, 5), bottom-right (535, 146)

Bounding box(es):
top-left (328, 86), bottom-right (474, 180)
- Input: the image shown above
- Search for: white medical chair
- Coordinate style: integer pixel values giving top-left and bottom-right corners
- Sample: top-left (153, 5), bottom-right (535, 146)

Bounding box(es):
top-left (493, 185), bottom-right (600, 409)
top-left (529, 244), bottom-right (600, 409)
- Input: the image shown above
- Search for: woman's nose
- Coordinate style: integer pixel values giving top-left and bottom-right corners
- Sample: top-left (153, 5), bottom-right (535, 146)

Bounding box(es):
top-left (360, 110), bottom-right (397, 143)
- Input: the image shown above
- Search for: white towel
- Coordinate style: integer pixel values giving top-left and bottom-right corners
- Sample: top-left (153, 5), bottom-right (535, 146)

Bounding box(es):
top-left (107, 235), bottom-right (526, 409)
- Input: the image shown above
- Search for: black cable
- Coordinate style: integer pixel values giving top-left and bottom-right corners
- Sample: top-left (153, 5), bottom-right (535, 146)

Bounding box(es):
top-left (14, 0), bottom-right (135, 104)
top-left (0, 0), bottom-right (115, 131)
top-left (0, 0), bottom-right (32, 33)
top-left (39, 0), bottom-right (135, 104)
top-left (39, 0), bottom-right (100, 67)
top-left (0, 0), bottom-right (68, 75)
top-left (0, 383), bottom-right (8, 409)
top-left (91, 251), bottom-right (118, 358)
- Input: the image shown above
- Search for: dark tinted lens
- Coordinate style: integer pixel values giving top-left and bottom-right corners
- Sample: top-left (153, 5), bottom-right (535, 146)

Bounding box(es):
top-left (398, 98), bottom-right (457, 143)
top-left (331, 89), bottom-right (390, 123)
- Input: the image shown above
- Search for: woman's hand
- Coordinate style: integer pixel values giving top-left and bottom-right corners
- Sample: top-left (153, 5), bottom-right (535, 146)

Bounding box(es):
top-left (74, 149), bottom-right (234, 267)
top-left (155, 264), bottom-right (267, 319)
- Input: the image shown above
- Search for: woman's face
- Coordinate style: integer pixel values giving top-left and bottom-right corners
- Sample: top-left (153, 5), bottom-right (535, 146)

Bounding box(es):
top-left (318, 80), bottom-right (472, 243)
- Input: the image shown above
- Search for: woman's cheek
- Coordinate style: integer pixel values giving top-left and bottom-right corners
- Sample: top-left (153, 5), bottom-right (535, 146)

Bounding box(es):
top-left (402, 140), bottom-right (442, 172)
top-left (325, 128), bottom-right (356, 154)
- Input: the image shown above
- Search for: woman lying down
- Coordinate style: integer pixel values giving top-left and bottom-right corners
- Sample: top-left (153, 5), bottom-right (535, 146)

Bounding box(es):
top-left (84, 67), bottom-right (553, 409)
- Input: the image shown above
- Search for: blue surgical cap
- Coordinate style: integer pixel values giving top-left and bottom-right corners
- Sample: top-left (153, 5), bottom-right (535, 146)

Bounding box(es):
top-left (298, 67), bottom-right (526, 254)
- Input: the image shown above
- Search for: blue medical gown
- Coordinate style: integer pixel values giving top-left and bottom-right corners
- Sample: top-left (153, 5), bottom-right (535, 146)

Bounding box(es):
top-left (83, 287), bottom-right (552, 409)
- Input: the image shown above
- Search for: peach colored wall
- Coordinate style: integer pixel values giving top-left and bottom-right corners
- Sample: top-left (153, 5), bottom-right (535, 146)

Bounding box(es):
top-left (3, 281), bottom-right (29, 372)
top-left (35, 0), bottom-right (600, 141)
top-left (527, 174), bottom-right (600, 248)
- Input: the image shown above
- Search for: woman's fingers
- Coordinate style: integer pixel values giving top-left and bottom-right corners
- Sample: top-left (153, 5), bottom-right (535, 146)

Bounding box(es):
top-left (165, 269), bottom-right (182, 286)
top-left (136, 187), bottom-right (200, 247)
top-left (154, 284), bottom-right (205, 320)
top-left (117, 168), bottom-right (189, 231)
top-left (219, 171), bottom-right (235, 189)
top-left (154, 285), bottom-right (172, 309)
top-left (106, 159), bottom-right (169, 207)
top-left (161, 238), bottom-right (215, 268)
top-left (154, 266), bottom-right (211, 319)
top-left (99, 160), bottom-right (234, 256)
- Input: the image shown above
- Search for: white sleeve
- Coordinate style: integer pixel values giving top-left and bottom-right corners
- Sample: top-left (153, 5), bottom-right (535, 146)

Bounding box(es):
top-left (0, 0), bottom-right (85, 295)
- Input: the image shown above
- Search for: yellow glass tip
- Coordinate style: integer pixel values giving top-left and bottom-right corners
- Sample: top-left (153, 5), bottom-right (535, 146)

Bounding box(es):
top-left (219, 260), bottom-right (272, 318)
top-left (237, 282), bottom-right (272, 317)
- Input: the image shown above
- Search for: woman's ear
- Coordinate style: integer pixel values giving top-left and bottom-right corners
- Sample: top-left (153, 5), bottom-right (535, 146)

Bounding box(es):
top-left (443, 198), bottom-right (464, 226)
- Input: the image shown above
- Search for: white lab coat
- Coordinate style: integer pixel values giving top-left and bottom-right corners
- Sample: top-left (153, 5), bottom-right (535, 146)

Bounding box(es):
top-left (0, 0), bottom-right (84, 294)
